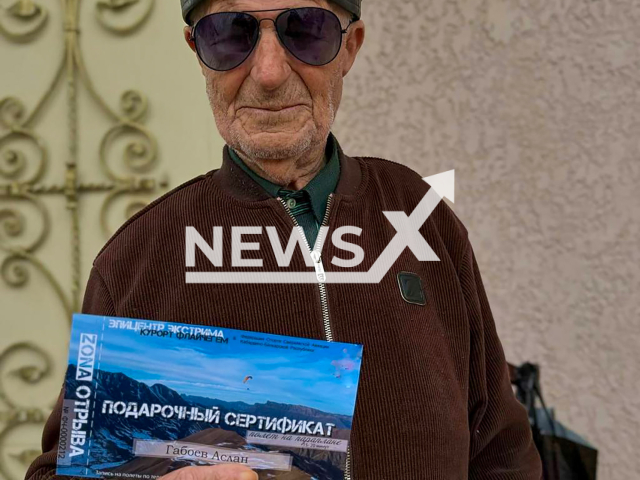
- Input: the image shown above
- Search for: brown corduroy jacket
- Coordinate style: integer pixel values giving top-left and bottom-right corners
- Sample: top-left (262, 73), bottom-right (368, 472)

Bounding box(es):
top-left (26, 145), bottom-right (542, 480)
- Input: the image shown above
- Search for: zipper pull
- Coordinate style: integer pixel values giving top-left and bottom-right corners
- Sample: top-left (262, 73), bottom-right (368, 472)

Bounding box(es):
top-left (310, 251), bottom-right (326, 283)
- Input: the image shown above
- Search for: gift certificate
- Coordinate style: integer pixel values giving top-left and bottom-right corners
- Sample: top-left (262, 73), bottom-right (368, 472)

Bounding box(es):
top-left (56, 314), bottom-right (363, 479)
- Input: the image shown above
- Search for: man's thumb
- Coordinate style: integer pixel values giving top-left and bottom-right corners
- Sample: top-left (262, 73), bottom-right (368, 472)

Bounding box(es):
top-left (208, 465), bottom-right (258, 480)
top-left (235, 472), bottom-right (258, 480)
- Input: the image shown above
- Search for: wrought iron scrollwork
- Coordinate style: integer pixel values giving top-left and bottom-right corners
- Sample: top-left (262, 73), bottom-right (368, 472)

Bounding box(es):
top-left (0, 0), bottom-right (49, 43)
top-left (96, 0), bottom-right (154, 35)
top-left (0, 343), bottom-right (52, 480)
top-left (0, 1), bottom-right (163, 479)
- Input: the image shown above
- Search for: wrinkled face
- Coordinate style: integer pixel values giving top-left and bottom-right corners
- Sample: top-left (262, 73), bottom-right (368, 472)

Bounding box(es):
top-left (184, 0), bottom-right (364, 162)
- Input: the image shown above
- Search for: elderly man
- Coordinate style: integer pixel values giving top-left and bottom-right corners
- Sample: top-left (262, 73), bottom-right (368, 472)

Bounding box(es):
top-left (27, 0), bottom-right (542, 479)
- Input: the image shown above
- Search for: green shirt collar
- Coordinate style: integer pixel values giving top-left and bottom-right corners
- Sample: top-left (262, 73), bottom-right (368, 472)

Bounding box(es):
top-left (228, 134), bottom-right (340, 223)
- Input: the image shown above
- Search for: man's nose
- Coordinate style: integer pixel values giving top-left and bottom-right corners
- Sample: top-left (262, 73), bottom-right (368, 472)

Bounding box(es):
top-left (249, 23), bottom-right (292, 91)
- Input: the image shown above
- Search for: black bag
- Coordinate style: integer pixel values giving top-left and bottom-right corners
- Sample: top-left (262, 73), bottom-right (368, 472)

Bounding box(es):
top-left (510, 363), bottom-right (598, 480)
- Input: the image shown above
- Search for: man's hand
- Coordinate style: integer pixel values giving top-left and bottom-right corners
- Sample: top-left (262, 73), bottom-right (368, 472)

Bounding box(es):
top-left (159, 465), bottom-right (258, 480)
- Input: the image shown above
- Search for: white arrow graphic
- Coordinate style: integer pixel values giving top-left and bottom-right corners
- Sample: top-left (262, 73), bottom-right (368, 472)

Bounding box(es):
top-left (423, 169), bottom-right (455, 203)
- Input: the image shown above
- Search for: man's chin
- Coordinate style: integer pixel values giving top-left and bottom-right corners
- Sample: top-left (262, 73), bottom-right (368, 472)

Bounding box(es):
top-left (231, 130), bottom-right (316, 160)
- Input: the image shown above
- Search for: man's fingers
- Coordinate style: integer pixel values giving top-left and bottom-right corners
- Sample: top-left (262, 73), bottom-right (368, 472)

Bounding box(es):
top-left (207, 464), bottom-right (258, 480)
top-left (159, 465), bottom-right (258, 480)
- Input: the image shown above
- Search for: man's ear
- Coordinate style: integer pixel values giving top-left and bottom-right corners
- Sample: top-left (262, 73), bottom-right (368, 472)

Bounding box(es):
top-left (184, 26), bottom-right (196, 53)
top-left (341, 20), bottom-right (365, 77)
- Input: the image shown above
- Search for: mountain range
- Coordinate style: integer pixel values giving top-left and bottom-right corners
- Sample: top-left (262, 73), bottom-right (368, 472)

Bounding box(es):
top-left (64, 364), bottom-right (352, 479)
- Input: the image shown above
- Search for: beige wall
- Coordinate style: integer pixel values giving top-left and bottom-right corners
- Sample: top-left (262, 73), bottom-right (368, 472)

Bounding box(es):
top-left (1, 0), bottom-right (638, 479)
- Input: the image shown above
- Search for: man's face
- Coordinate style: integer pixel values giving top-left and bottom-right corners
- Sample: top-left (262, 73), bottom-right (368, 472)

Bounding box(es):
top-left (184, 0), bottom-right (364, 163)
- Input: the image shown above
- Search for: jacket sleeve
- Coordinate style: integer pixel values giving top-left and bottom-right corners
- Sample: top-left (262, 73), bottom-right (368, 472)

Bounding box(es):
top-left (460, 242), bottom-right (543, 479)
top-left (25, 267), bottom-right (116, 480)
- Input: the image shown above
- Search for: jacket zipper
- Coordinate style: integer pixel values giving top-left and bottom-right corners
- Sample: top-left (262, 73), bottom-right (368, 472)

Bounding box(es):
top-left (278, 194), bottom-right (353, 479)
top-left (278, 193), bottom-right (334, 338)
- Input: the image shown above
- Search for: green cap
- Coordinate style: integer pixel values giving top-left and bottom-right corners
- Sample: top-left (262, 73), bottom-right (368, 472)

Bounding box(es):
top-left (181, 0), bottom-right (361, 24)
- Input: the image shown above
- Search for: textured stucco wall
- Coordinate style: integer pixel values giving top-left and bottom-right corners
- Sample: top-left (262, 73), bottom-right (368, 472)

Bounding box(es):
top-left (333, 0), bottom-right (640, 479)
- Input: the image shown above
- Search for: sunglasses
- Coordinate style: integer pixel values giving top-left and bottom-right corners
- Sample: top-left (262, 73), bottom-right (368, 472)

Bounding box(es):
top-left (191, 7), bottom-right (356, 71)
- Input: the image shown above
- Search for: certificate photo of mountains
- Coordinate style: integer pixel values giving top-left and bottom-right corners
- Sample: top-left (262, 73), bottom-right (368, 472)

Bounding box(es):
top-left (57, 314), bottom-right (363, 480)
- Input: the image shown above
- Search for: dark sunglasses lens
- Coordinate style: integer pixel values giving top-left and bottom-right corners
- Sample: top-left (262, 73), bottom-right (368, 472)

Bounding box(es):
top-left (194, 13), bottom-right (258, 71)
top-left (276, 8), bottom-right (343, 66)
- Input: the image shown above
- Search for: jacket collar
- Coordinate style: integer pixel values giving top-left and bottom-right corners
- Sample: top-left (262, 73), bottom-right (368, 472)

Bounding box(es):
top-left (212, 137), bottom-right (364, 205)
